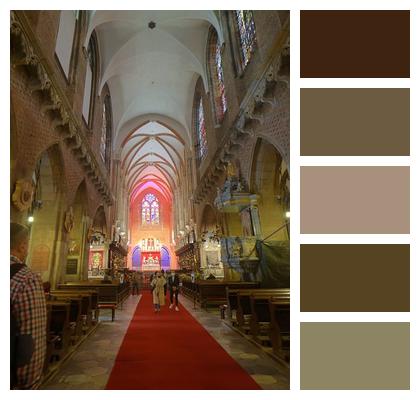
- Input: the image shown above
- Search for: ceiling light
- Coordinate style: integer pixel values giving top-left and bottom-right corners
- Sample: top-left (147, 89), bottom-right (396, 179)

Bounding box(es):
top-left (28, 215), bottom-right (34, 223)
top-left (285, 211), bottom-right (290, 218)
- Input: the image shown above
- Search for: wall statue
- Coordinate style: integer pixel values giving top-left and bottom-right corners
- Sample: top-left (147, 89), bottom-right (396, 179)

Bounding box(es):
top-left (12, 179), bottom-right (34, 212)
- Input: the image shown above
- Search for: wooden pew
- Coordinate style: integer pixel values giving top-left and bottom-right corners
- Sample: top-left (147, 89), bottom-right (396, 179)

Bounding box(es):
top-left (117, 282), bottom-right (130, 306)
top-left (50, 292), bottom-right (93, 334)
top-left (196, 281), bottom-right (259, 310)
top-left (180, 281), bottom-right (198, 300)
top-left (47, 295), bottom-right (83, 343)
top-left (269, 296), bottom-right (290, 361)
top-left (235, 289), bottom-right (285, 333)
top-left (226, 285), bottom-right (260, 324)
top-left (53, 289), bottom-right (99, 323)
top-left (45, 300), bottom-right (71, 362)
top-left (250, 289), bottom-right (290, 344)
top-left (58, 282), bottom-right (124, 321)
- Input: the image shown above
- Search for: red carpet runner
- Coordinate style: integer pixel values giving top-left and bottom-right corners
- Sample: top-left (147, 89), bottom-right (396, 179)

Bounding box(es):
top-left (106, 291), bottom-right (261, 389)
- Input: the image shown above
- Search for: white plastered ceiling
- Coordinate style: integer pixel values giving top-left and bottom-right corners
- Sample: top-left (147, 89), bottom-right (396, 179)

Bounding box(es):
top-left (85, 11), bottom-right (223, 197)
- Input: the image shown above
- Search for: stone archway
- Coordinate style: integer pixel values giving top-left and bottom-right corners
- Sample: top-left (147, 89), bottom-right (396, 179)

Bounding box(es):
top-left (26, 144), bottom-right (66, 284)
top-left (66, 180), bottom-right (90, 281)
top-left (250, 138), bottom-right (289, 240)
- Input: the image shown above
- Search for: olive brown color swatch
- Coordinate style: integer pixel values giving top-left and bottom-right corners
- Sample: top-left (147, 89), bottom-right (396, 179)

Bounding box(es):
top-left (300, 322), bottom-right (410, 389)
top-left (300, 244), bottom-right (410, 312)
top-left (300, 166), bottom-right (410, 234)
top-left (300, 10), bottom-right (410, 78)
top-left (300, 89), bottom-right (410, 156)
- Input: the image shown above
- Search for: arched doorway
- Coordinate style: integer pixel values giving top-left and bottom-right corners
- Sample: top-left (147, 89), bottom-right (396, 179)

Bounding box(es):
top-left (26, 145), bottom-right (65, 284)
top-left (250, 138), bottom-right (290, 288)
top-left (88, 205), bottom-right (108, 279)
top-left (250, 138), bottom-right (289, 240)
top-left (160, 246), bottom-right (170, 270)
top-left (132, 246), bottom-right (141, 270)
top-left (66, 181), bottom-right (90, 281)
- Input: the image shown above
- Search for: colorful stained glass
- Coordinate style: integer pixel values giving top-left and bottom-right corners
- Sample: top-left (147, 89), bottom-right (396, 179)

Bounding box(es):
top-left (142, 194), bottom-right (159, 224)
top-left (100, 102), bottom-right (107, 162)
top-left (151, 200), bottom-right (159, 224)
top-left (215, 39), bottom-right (227, 122)
top-left (197, 97), bottom-right (208, 160)
top-left (234, 10), bottom-right (257, 68)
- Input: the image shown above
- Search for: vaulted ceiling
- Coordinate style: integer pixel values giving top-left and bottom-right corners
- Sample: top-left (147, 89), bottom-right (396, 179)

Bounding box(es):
top-left (85, 11), bottom-right (224, 200)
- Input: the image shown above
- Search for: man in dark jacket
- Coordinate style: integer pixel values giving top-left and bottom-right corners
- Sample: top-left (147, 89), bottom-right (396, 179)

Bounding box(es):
top-left (167, 271), bottom-right (180, 311)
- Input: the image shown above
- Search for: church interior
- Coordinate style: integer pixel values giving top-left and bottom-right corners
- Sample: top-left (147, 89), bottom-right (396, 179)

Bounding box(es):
top-left (10, 10), bottom-right (290, 390)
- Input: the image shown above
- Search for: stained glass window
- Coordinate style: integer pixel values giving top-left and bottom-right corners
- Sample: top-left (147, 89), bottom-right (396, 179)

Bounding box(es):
top-left (209, 29), bottom-right (227, 124)
top-left (197, 97), bottom-right (208, 160)
top-left (142, 193), bottom-right (159, 224)
top-left (100, 102), bottom-right (107, 162)
top-left (234, 10), bottom-right (257, 69)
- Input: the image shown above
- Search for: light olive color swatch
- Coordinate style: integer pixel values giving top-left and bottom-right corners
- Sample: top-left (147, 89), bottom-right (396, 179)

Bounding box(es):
top-left (301, 322), bottom-right (410, 389)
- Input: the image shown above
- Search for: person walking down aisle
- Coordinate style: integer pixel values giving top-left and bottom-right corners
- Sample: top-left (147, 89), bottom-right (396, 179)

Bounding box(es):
top-left (10, 223), bottom-right (47, 390)
top-left (150, 272), bottom-right (156, 293)
top-left (167, 271), bottom-right (180, 311)
top-left (151, 271), bottom-right (166, 312)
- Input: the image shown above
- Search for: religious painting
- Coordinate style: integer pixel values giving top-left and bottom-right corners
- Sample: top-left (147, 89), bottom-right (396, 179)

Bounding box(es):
top-left (89, 250), bottom-right (104, 270)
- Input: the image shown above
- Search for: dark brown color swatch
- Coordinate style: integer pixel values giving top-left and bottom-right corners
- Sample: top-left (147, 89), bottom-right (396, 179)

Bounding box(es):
top-left (301, 322), bottom-right (410, 389)
top-left (300, 89), bottom-right (410, 156)
top-left (300, 244), bottom-right (410, 312)
top-left (300, 11), bottom-right (410, 78)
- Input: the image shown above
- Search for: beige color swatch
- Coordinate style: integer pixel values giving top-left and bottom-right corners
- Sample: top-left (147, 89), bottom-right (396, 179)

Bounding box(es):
top-left (300, 322), bottom-right (410, 389)
top-left (300, 166), bottom-right (410, 233)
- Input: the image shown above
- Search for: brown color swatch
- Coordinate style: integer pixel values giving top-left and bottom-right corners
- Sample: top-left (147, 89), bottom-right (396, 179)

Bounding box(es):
top-left (300, 88), bottom-right (410, 156)
top-left (300, 322), bottom-right (410, 389)
top-left (300, 166), bottom-right (410, 234)
top-left (300, 244), bottom-right (410, 312)
top-left (300, 11), bottom-right (410, 78)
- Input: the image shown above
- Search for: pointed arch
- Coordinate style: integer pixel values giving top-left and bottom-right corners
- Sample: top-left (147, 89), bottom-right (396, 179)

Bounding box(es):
top-left (207, 26), bottom-right (227, 124)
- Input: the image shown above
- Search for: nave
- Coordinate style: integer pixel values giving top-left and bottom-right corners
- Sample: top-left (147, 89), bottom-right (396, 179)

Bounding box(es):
top-left (41, 292), bottom-right (289, 390)
top-left (10, 10), bottom-right (290, 390)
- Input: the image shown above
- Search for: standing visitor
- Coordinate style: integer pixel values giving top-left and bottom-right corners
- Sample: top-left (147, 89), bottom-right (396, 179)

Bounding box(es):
top-left (150, 272), bottom-right (157, 293)
top-left (167, 271), bottom-right (180, 311)
top-left (161, 269), bottom-right (167, 297)
top-left (10, 222), bottom-right (47, 389)
top-left (131, 272), bottom-right (140, 295)
top-left (151, 271), bottom-right (166, 312)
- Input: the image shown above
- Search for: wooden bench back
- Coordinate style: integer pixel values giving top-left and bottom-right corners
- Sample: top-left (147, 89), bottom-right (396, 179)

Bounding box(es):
top-left (46, 301), bottom-right (70, 333)
top-left (58, 283), bottom-right (119, 305)
top-left (50, 292), bottom-right (92, 315)
top-left (52, 289), bottom-right (98, 309)
top-left (238, 289), bottom-right (288, 314)
top-left (250, 290), bottom-right (290, 323)
top-left (269, 298), bottom-right (290, 331)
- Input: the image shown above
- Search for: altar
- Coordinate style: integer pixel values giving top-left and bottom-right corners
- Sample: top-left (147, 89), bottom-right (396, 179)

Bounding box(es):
top-left (142, 251), bottom-right (161, 271)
